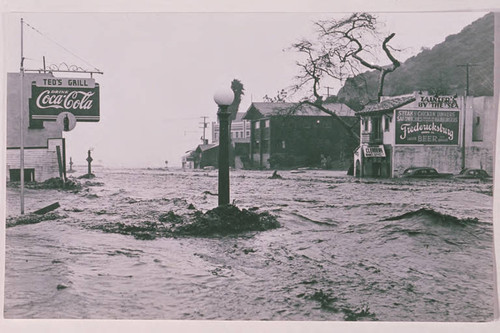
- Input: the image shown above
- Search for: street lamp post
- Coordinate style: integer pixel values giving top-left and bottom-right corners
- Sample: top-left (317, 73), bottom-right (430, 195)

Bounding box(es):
top-left (214, 88), bottom-right (234, 206)
top-left (86, 150), bottom-right (93, 176)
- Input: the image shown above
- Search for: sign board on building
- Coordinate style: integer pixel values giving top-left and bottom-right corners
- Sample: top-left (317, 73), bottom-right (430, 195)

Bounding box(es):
top-left (395, 109), bottom-right (459, 145)
top-left (29, 78), bottom-right (100, 122)
top-left (363, 145), bottom-right (386, 157)
top-left (415, 95), bottom-right (460, 109)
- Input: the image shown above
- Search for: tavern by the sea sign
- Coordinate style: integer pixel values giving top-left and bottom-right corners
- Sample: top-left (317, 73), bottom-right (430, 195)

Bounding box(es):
top-left (29, 77), bottom-right (100, 122)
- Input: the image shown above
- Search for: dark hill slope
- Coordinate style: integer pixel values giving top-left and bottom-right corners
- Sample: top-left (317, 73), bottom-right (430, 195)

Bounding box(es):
top-left (337, 13), bottom-right (494, 104)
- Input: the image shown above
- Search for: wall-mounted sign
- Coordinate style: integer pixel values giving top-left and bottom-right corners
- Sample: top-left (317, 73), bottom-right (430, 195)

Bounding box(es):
top-left (29, 79), bottom-right (100, 122)
top-left (35, 77), bottom-right (96, 88)
top-left (363, 145), bottom-right (386, 157)
top-left (395, 109), bottom-right (459, 145)
top-left (415, 95), bottom-right (460, 109)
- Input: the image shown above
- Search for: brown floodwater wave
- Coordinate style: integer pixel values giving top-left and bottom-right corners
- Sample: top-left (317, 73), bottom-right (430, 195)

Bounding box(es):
top-left (4, 167), bottom-right (496, 321)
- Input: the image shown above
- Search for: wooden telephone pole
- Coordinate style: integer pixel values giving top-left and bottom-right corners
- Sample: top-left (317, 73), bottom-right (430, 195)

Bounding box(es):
top-left (457, 63), bottom-right (479, 170)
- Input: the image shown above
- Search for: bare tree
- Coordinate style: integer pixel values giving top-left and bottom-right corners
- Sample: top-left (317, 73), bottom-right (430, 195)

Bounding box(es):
top-left (289, 39), bottom-right (340, 104)
top-left (317, 13), bottom-right (401, 102)
top-left (290, 12), bottom-right (401, 104)
top-left (263, 89), bottom-right (288, 103)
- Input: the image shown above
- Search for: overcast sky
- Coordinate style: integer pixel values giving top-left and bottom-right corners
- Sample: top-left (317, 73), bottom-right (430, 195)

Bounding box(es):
top-left (3, 10), bottom-right (491, 167)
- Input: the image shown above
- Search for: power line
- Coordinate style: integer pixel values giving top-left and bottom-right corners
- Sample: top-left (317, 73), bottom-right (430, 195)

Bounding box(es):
top-left (23, 20), bottom-right (101, 73)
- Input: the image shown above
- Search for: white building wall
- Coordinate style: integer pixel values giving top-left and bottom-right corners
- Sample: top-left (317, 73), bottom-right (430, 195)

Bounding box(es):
top-left (6, 148), bottom-right (61, 181)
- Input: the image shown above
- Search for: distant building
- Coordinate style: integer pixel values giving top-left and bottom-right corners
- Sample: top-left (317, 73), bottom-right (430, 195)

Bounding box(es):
top-left (212, 112), bottom-right (251, 168)
top-left (354, 91), bottom-right (497, 177)
top-left (181, 150), bottom-right (196, 170)
top-left (6, 73), bottom-right (64, 182)
top-left (243, 102), bottom-right (359, 169)
top-left (212, 112), bottom-right (251, 143)
top-left (195, 144), bottom-right (219, 169)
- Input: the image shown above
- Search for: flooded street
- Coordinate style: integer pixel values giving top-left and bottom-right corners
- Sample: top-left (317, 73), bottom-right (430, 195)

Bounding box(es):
top-left (3, 167), bottom-right (496, 321)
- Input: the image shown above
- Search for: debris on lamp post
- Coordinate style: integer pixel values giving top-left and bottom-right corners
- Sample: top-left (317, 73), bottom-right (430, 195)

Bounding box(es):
top-left (214, 88), bottom-right (235, 206)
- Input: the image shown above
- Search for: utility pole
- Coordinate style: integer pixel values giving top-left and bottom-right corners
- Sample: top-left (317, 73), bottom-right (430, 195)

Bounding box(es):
top-left (457, 63), bottom-right (478, 170)
top-left (200, 116), bottom-right (208, 144)
top-left (325, 86), bottom-right (334, 98)
top-left (457, 63), bottom-right (479, 96)
top-left (20, 18), bottom-right (25, 214)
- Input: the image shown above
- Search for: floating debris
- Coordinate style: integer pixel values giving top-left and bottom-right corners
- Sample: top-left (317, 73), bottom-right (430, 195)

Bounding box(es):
top-left (6, 212), bottom-right (65, 228)
top-left (78, 173), bottom-right (96, 179)
top-left (33, 202), bottom-right (60, 215)
top-left (342, 304), bottom-right (377, 321)
top-left (269, 170), bottom-right (283, 179)
top-left (17, 178), bottom-right (82, 191)
top-left (90, 205), bottom-right (280, 240)
top-left (306, 289), bottom-right (339, 312)
top-left (173, 204), bottom-right (280, 236)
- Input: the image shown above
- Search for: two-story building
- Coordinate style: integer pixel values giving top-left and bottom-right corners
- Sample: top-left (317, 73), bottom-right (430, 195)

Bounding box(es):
top-left (212, 112), bottom-right (251, 168)
top-left (212, 112), bottom-right (251, 143)
top-left (354, 91), bottom-right (496, 177)
top-left (243, 102), bottom-right (359, 169)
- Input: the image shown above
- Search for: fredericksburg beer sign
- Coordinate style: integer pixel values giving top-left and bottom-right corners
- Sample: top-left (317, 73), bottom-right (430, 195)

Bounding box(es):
top-left (395, 94), bottom-right (460, 145)
top-left (29, 77), bottom-right (100, 122)
top-left (395, 109), bottom-right (459, 145)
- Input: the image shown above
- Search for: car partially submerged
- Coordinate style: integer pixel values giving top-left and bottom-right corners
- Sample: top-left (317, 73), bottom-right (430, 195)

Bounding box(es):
top-left (455, 168), bottom-right (492, 179)
top-left (401, 167), bottom-right (453, 178)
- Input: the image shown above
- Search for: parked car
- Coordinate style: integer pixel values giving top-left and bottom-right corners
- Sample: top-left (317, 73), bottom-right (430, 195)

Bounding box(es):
top-left (401, 167), bottom-right (453, 178)
top-left (455, 168), bottom-right (492, 179)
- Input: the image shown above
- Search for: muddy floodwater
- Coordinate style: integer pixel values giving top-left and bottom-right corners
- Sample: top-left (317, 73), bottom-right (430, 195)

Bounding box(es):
top-left (3, 167), bottom-right (496, 321)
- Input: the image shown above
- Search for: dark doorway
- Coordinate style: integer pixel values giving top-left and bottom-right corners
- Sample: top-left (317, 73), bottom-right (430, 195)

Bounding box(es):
top-left (9, 169), bottom-right (35, 182)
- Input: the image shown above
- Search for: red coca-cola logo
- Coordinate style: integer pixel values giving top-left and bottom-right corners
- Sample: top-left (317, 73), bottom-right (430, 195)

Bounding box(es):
top-left (35, 90), bottom-right (95, 110)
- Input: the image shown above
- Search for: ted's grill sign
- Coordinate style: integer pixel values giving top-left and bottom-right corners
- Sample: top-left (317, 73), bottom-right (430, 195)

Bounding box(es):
top-left (29, 78), bottom-right (100, 122)
top-left (395, 110), bottom-right (459, 145)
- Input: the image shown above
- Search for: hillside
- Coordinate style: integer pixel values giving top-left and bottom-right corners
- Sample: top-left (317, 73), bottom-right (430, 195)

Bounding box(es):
top-left (337, 13), bottom-right (494, 104)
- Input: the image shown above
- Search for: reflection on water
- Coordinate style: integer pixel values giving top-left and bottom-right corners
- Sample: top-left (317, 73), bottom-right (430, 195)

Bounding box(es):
top-left (4, 167), bottom-right (495, 321)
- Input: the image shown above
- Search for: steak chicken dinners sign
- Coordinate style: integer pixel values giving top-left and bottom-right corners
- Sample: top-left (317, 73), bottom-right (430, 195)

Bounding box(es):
top-left (395, 109), bottom-right (459, 145)
top-left (29, 77), bottom-right (100, 122)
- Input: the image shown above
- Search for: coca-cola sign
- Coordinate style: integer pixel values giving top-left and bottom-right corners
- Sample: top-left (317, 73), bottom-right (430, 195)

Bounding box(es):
top-left (29, 81), bottom-right (100, 122)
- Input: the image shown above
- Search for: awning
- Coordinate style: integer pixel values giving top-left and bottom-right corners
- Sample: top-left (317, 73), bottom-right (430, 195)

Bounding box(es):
top-left (363, 145), bottom-right (386, 158)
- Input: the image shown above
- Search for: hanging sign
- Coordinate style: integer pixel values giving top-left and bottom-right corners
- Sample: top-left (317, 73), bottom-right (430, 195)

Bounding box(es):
top-left (363, 145), bottom-right (386, 157)
top-left (395, 109), bottom-right (459, 145)
top-left (29, 78), bottom-right (100, 122)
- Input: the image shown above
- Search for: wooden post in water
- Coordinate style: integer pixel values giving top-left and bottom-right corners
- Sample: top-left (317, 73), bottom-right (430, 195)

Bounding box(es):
top-left (56, 146), bottom-right (64, 179)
